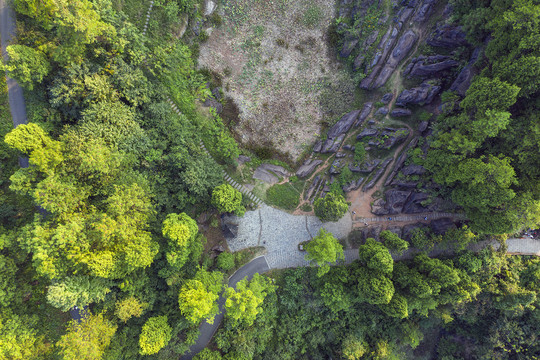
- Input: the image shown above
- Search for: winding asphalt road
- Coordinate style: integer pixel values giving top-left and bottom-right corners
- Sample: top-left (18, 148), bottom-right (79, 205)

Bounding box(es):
top-left (181, 256), bottom-right (270, 360)
top-left (1, 0), bottom-right (29, 167)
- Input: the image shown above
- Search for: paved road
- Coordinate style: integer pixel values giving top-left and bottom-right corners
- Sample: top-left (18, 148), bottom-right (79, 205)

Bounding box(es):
top-left (1, 0), bottom-right (29, 168)
top-left (180, 256), bottom-right (270, 360)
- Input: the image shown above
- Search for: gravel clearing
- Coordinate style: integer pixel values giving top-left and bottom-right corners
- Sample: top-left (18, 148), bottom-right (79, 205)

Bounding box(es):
top-left (227, 204), bottom-right (352, 268)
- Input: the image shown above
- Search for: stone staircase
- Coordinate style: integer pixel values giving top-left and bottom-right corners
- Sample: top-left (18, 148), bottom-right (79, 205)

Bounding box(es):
top-left (353, 212), bottom-right (466, 224)
top-left (165, 97), bottom-right (263, 208)
top-left (142, 0), bottom-right (154, 36)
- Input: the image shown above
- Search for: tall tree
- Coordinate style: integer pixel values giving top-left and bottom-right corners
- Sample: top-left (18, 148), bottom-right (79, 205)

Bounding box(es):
top-left (304, 228), bottom-right (344, 277)
top-left (224, 274), bottom-right (276, 326)
top-left (56, 313), bottom-right (116, 360)
top-left (138, 316), bottom-right (172, 355)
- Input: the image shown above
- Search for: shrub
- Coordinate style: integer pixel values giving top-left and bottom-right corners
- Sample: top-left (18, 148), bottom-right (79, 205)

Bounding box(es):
top-left (314, 192), bottom-right (349, 222)
top-left (139, 316), bottom-right (172, 355)
top-left (217, 252), bottom-right (235, 271)
top-left (266, 183), bottom-right (300, 211)
top-left (303, 5), bottom-right (323, 28)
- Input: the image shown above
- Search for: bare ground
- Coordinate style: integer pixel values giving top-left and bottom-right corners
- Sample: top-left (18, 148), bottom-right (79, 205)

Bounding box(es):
top-left (198, 0), bottom-right (355, 162)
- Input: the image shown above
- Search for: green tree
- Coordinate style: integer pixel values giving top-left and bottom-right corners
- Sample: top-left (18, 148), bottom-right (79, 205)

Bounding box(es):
top-left (355, 266), bottom-right (394, 305)
top-left (46, 276), bottom-right (111, 311)
top-left (380, 230), bottom-right (409, 255)
top-left (380, 293), bottom-right (408, 319)
top-left (138, 316), bottom-right (172, 355)
top-left (217, 252), bottom-right (235, 271)
top-left (114, 296), bottom-right (145, 323)
top-left (211, 183), bottom-right (245, 216)
top-left (304, 228), bottom-right (344, 277)
top-left (194, 348), bottom-right (223, 360)
top-left (3, 45), bottom-right (50, 90)
top-left (224, 273), bottom-right (276, 326)
top-left (56, 313), bottom-right (116, 360)
top-left (162, 212), bottom-right (199, 268)
top-left (354, 145), bottom-right (366, 163)
top-left (358, 238), bottom-right (393, 275)
top-left (313, 192), bottom-right (349, 222)
top-left (0, 311), bottom-right (49, 359)
top-left (178, 269), bottom-right (223, 324)
top-left (341, 335), bottom-right (368, 360)
top-left (5, 124), bottom-right (159, 280)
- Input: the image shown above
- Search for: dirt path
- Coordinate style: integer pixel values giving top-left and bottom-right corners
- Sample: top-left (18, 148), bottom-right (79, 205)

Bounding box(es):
top-left (346, 17), bottom-right (433, 221)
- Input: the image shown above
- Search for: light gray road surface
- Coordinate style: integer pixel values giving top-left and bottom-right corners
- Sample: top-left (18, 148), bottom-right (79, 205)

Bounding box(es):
top-left (1, 0), bottom-right (29, 167)
top-left (180, 256), bottom-right (270, 360)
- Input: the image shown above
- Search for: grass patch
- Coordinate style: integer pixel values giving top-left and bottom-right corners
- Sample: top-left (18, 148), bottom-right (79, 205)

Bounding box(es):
top-left (302, 5), bottom-right (323, 28)
top-left (300, 203), bottom-right (312, 212)
top-left (266, 182), bottom-right (301, 210)
top-left (234, 246), bottom-right (266, 270)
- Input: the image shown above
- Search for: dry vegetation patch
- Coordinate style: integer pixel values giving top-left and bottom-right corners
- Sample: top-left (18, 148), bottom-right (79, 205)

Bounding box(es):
top-left (198, 0), bottom-right (357, 162)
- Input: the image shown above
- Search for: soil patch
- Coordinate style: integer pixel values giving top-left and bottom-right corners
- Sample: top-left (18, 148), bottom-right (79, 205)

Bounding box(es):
top-left (198, 0), bottom-right (356, 162)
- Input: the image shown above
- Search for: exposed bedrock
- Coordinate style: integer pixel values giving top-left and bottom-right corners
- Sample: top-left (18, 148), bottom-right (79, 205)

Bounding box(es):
top-left (253, 163), bottom-right (290, 184)
top-left (403, 55), bottom-right (459, 78)
top-left (427, 24), bottom-right (469, 48)
top-left (396, 81), bottom-right (441, 107)
top-left (343, 177), bottom-right (365, 192)
top-left (371, 189), bottom-right (412, 215)
top-left (450, 47), bottom-right (481, 96)
top-left (349, 159), bottom-right (381, 173)
top-left (413, 0), bottom-right (438, 23)
top-left (296, 159), bottom-right (323, 178)
top-left (372, 30), bottom-right (418, 89)
top-left (430, 217), bottom-right (456, 234)
top-left (320, 134), bottom-right (346, 153)
top-left (363, 158), bottom-right (393, 191)
top-left (327, 110), bottom-right (361, 139)
top-left (391, 108), bottom-right (412, 117)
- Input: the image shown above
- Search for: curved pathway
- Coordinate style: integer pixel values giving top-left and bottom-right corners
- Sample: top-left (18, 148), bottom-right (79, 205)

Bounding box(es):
top-left (186, 204), bottom-right (540, 358)
top-left (1, 0), bottom-right (28, 167)
top-left (180, 256), bottom-right (270, 360)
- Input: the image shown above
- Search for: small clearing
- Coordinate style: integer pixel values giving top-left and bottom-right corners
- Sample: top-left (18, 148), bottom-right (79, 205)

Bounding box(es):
top-left (198, 0), bottom-right (357, 162)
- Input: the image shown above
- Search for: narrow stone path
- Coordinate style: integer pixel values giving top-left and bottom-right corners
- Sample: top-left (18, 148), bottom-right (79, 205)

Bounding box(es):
top-left (142, 0), bottom-right (154, 36)
top-left (165, 97), bottom-right (264, 207)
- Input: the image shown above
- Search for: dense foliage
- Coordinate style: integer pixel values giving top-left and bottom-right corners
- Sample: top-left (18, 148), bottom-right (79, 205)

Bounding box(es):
top-left (425, 0), bottom-right (540, 234)
top-left (0, 0), bottom-right (539, 359)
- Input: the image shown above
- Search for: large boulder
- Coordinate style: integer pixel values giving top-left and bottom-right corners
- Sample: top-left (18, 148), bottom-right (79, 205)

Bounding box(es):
top-left (349, 159), bottom-right (381, 173)
top-left (363, 158), bottom-right (392, 191)
top-left (381, 93), bottom-right (393, 104)
top-left (372, 198), bottom-right (390, 215)
top-left (391, 108), bottom-right (412, 117)
top-left (343, 177), bottom-right (365, 192)
top-left (379, 128), bottom-right (409, 149)
top-left (296, 159), bottom-right (323, 178)
top-left (253, 163), bottom-right (289, 184)
top-left (430, 217), bottom-right (456, 235)
top-left (401, 164), bottom-right (426, 176)
top-left (427, 24), bottom-right (469, 48)
top-left (396, 81), bottom-right (441, 107)
top-left (253, 167), bottom-right (279, 184)
top-left (450, 47), bottom-right (481, 96)
top-left (375, 107), bottom-right (389, 116)
top-left (259, 163), bottom-right (289, 177)
top-left (340, 37), bottom-right (359, 58)
top-left (328, 110), bottom-right (361, 138)
top-left (330, 159), bottom-right (343, 175)
top-left (372, 30), bottom-right (418, 88)
top-left (357, 128), bottom-right (378, 139)
top-left (404, 55), bottom-right (459, 78)
top-left (413, 0), bottom-right (438, 23)
top-left (385, 189), bottom-right (412, 214)
top-left (321, 134), bottom-right (346, 153)
top-left (237, 155), bottom-right (251, 165)
top-left (355, 102), bottom-right (374, 127)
